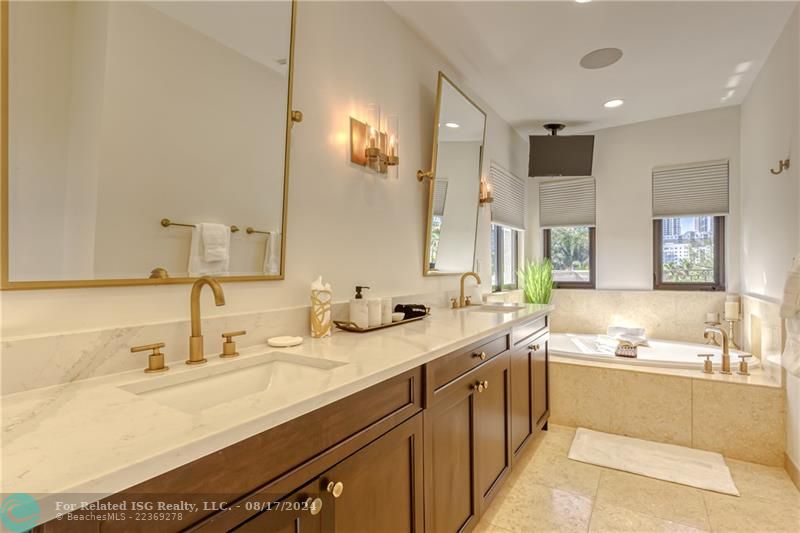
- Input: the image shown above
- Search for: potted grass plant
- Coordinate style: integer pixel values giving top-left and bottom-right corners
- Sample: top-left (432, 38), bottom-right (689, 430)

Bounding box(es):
top-left (518, 259), bottom-right (554, 304)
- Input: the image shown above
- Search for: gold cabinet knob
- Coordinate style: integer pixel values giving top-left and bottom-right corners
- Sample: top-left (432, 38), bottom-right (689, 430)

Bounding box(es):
top-left (482, 380), bottom-right (489, 390)
top-left (291, 110), bottom-right (304, 123)
top-left (220, 330), bottom-right (246, 358)
top-left (472, 381), bottom-right (485, 393)
top-left (131, 342), bottom-right (169, 373)
top-left (304, 497), bottom-right (323, 515)
top-left (473, 351), bottom-right (487, 361)
top-left (528, 344), bottom-right (540, 351)
top-left (326, 481), bottom-right (344, 498)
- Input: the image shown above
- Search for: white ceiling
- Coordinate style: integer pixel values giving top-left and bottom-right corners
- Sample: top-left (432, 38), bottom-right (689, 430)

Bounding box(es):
top-left (147, 1), bottom-right (292, 76)
top-left (388, 1), bottom-right (796, 135)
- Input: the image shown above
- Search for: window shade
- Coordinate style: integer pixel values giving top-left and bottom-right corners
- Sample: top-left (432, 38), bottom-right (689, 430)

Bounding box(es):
top-left (432, 179), bottom-right (448, 217)
top-left (490, 162), bottom-right (526, 230)
top-left (538, 177), bottom-right (596, 228)
top-left (652, 159), bottom-right (729, 218)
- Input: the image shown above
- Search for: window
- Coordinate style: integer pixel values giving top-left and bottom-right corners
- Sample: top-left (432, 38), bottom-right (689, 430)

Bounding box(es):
top-left (428, 215), bottom-right (442, 269)
top-left (544, 226), bottom-right (596, 288)
top-left (491, 223), bottom-right (521, 291)
top-left (653, 215), bottom-right (724, 291)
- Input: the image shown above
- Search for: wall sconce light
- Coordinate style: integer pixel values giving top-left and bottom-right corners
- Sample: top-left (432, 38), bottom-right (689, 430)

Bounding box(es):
top-left (479, 179), bottom-right (494, 205)
top-left (350, 104), bottom-right (399, 175)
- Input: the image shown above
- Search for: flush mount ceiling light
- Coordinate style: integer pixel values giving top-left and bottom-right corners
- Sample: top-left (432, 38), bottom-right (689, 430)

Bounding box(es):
top-left (575, 0), bottom-right (592, 3)
top-left (604, 99), bottom-right (624, 108)
top-left (580, 47), bottom-right (623, 70)
top-left (445, 122), bottom-right (460, 128)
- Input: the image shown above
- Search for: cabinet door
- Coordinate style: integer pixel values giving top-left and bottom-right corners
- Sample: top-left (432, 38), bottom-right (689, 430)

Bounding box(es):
top-left (509, 342), bottom-right (533, 459)
top-left (424, 374), bottom-right (479, 533)
top-left (474, 352), bottom-right (512, 514)
top-left (325, 413), bottom-right (424, 533)
top-left (235, 480), bottom-right (324, 533)
top-left (531, 338), bottom-right (549, 427)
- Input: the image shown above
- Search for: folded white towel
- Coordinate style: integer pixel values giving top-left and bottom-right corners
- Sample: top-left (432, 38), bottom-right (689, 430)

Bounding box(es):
top-left (263, 232), bottom-right (281, 275)
top-left (199, 223), bottom-right (230, 262)
top-left (189, 224), bottom-right (231, 277)
top-left (607, 326), bottom-right (646, 338)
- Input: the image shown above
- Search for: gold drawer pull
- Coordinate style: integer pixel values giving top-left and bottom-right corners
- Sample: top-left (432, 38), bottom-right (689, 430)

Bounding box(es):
top-left (528, 344), bottom-right (541, 351)
top-left (473, 351), bottom-right (487, 361)
top-left (305, 497), bottom-right (323, 515)
top-left (326, 481), bottom-right (344, 498)
top-left (471, 380), bottom-right (489, 393)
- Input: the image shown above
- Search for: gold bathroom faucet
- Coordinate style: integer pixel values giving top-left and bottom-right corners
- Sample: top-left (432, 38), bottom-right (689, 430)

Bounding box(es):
top-left (188, 276), bottom-right (226, 365)
top-left (704, 326), bottom-right (731, 374)
top-left (458, 271), bottom-right (482, 308)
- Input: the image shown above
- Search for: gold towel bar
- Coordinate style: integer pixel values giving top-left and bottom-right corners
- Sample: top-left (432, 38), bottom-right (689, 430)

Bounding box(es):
top-left (161, 218), bottom-right (240, 233)
top-left (246, 227), bottom-right (271, 235)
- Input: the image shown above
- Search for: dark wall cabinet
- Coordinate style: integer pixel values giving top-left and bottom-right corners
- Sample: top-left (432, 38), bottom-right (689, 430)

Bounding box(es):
top-left (38, 317), bottom-right (548, 533)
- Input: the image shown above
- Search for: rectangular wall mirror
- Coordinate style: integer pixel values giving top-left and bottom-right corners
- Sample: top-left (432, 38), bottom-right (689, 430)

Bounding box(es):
top-left (1, 0), bottom-right (296, 289)
top-left (423, 72), bottom-right (486, 275)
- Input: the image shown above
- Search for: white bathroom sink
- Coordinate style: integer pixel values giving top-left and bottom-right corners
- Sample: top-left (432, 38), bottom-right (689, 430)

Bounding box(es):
top-left (467, 303), bottom-right (525, 313)
top-left (120, 352), bottom-right (345, 414)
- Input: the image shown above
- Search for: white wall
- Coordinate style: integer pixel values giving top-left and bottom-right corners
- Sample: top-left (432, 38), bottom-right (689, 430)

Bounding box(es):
top-left (0, 1), bottom-right (527, 336)
top-left (527, 107), bottom-right (741, 291)
top-left (739, 7), bottom-right (800, 475)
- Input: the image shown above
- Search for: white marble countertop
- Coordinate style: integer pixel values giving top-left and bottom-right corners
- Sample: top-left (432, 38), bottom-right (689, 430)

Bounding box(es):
top-left (1, 303), bottom-right (552, 521)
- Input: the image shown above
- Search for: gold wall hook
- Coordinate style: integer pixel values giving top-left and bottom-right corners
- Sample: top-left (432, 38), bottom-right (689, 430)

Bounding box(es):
top-left (770, 158), bottom-right (790, 175)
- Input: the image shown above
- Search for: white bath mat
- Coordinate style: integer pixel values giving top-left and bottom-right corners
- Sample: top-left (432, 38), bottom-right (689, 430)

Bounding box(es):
top-left (568, 428), bottom-right (739, 496)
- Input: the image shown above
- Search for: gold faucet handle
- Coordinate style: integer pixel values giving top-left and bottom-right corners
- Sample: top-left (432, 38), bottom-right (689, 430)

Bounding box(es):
top-left (450, 298), bottom-right (459, 309)
top-left (131, 342), bottom-right (169, 373)
top-left (737, 353), bottom-right (752, 376)
top-left (697, 353), bottom-right (714, 374)
top-left (221, 330), bottom-right (246, 358)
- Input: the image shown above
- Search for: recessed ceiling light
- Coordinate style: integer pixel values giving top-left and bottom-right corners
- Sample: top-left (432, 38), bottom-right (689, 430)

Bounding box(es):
top-left (580, 48), bottom-right (624, 70)
top-left (445, 122), bottom-right (460, 128)
top-left (575, 0), bottom-right (592, 3)
top-left (604, 99), bottom-right (624, 108)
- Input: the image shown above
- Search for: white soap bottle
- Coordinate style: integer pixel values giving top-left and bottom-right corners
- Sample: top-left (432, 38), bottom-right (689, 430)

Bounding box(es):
top-left (349, 285), bottom-right (370, 330)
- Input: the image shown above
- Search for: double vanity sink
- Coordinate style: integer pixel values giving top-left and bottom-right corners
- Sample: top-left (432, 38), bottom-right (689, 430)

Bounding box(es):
top-left (4, 301), bottom-right (553, 532)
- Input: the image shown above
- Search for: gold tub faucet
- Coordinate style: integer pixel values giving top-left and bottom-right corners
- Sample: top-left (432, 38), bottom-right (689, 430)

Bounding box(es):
top-left (704, 326), bottom-right (731, 374)
top-left (188, 276), bottom-right (226, 365)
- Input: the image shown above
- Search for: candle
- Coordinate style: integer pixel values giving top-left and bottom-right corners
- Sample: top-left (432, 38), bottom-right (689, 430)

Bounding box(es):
top-left (724, 301), bottom-right (740, 321)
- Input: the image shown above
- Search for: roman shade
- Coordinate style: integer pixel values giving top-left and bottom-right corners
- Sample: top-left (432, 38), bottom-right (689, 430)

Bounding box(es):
top-left (652, 159), bottom-right (729, 218)
top-left (538, 177), bottom-right (596, 228)
top-left (432, 178), bottom-right (448, 217)
top-left (490, 162), bottom-right (526, 230)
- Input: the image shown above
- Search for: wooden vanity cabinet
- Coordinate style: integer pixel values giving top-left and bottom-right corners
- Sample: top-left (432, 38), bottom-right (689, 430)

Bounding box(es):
top-left (509, 318), bottom-right (549, 462)
top-left (424, 349), bottom-right (512, 532)
top-left (236, 414), bottom-right (424, 533)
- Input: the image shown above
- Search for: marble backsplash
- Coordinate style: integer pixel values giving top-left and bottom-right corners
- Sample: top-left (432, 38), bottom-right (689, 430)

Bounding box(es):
top-left (1, 289), bottom-right (461, 396)
top-left (549, 289), bottom-right (728, 344)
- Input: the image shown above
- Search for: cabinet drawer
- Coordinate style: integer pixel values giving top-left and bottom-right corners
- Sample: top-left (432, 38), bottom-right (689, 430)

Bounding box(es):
top-left (512, 316), bottom-right (547, 347)
top-left (426, 334), bottom-right (509, 393)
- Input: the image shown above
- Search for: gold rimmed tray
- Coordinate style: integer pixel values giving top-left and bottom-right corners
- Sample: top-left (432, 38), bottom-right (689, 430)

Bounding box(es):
top-left (334, 312), bottom-right (430, 333)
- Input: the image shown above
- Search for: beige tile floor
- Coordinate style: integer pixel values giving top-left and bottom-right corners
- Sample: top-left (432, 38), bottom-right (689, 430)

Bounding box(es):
top-left (477, 425), bottom-right (800, 533)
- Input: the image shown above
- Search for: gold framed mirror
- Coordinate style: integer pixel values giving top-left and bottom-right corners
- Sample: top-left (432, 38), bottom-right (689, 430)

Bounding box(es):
top-left (422, 72), bottom-right (487, 276)
top-left (1, 0), bottom-right (298, 289)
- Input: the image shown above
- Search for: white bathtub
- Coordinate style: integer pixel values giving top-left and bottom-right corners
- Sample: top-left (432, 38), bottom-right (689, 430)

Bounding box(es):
top-left (549, 333), bottom-right (758, 371)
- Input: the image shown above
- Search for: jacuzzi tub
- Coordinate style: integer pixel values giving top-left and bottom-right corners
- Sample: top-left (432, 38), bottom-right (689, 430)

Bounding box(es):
top-left (549, 333), bottom-right (758, 371)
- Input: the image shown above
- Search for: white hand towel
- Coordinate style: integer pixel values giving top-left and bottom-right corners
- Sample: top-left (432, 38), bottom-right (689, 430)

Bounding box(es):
top-left (781, 256), bottom-right (800, 377)
top-left (780, 256), bottom-right (800, 319)
top-left (263, 232), bottom-right (281, 275)
top-left (189, 224), bottom-right (230, 277)
top-left (199, 223), bottom-right (230, 262)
